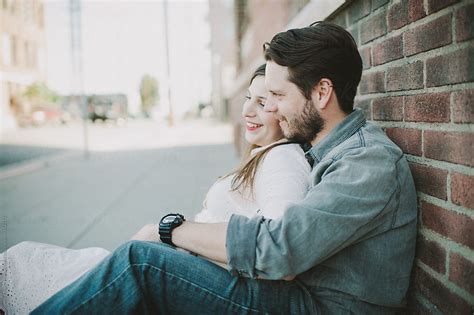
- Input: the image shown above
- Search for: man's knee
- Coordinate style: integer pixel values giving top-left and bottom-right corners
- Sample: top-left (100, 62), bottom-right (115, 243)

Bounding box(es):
top-left (113, 240), bottom-right (173, 265)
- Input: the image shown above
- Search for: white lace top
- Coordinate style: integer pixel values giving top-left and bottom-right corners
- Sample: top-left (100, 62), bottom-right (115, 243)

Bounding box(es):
top-left (0, 141), bottom-right (310, 314)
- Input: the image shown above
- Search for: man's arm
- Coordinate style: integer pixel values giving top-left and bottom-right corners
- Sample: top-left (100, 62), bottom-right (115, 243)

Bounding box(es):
top-left (226, 146), bottom-right (406, 280)
top-left (130, 222), bottom-right (228, 263)
top-left (172, 221), bottom-right (229, 264)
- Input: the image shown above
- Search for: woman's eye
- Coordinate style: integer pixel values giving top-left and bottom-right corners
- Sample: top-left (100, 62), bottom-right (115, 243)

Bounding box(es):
top-left (259, 101), bottom-right (266, 107)
top-left (245, 95), bottom-right (251, 100)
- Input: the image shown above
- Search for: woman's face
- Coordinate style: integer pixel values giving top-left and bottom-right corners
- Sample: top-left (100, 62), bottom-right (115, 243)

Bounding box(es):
top-left (242, 76), bottom-right (283, 147)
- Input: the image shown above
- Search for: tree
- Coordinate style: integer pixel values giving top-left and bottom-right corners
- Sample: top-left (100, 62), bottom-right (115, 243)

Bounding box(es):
top-left (139, 74), bottom-right (159, 117)
top-left (23, 82), bottom-right (62, 108)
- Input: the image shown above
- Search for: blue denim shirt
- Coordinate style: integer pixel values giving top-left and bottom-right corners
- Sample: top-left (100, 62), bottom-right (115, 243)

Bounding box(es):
top-left (226, 109), bottom-right (417, 312)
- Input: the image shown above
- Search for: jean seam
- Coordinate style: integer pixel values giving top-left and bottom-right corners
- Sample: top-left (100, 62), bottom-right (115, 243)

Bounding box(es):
top-left (73, 262), bottom-right (266, 314)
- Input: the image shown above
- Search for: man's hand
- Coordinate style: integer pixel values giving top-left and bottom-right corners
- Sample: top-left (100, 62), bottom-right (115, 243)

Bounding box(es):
top-left (131, 223), bottom-right (160, 242)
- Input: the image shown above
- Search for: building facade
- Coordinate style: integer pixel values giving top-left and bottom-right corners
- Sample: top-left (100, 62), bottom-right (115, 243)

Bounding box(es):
top-left (209, 0), bottom-right (474, 313)
top-left (0, 0), bottom-right (46, 133)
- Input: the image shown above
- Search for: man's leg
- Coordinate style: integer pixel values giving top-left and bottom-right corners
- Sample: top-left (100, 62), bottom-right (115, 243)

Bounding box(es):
top-left (32, 241), bottom-right (318, 314)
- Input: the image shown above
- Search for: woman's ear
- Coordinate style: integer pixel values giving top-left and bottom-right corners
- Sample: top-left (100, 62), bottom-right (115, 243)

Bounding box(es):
top-left (311, 78), bottom-right (334, 110)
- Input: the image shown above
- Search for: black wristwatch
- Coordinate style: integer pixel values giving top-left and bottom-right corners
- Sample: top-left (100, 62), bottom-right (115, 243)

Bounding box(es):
top-left (158, 213), bottom-right (185, 246)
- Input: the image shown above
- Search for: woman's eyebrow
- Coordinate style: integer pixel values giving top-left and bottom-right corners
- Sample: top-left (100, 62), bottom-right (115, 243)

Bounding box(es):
top-left (269, 89), bottom-right (284, 94)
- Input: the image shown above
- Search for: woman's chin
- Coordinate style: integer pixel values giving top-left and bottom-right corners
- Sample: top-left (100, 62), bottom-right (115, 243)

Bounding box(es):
top-left (245, 134), bottom-right (257, 145)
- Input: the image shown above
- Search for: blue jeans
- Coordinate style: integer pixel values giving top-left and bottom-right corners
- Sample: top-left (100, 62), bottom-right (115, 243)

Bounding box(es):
top-left (31, 241), bottom-right (318, 314)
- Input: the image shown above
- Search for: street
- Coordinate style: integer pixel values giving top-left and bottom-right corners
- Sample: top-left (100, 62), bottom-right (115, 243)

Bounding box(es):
top-left (0, 118), bottom-right (239, 252)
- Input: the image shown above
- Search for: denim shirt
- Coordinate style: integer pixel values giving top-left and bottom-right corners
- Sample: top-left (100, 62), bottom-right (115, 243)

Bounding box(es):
top-left (226, 109), bottom-right (417, 311)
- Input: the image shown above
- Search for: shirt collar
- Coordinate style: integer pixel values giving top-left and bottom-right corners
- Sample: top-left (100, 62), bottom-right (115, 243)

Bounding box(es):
top-left (304, 109), bottom-right (366, 166)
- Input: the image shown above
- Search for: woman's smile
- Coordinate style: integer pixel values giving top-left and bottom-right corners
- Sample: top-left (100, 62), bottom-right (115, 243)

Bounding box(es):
top-left (246, 121), bottom-right (263, 131)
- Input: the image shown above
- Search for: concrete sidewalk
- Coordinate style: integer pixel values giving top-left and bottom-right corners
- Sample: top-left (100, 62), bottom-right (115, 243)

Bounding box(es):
top-left (0, 120), bottom-right (239, 252)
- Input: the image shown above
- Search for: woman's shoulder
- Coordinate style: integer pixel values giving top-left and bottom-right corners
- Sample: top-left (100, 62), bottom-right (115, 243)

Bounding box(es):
top-left (263, 143), bottom-right (310, 171)
top-left (266, 143), bottom-right (306, 159)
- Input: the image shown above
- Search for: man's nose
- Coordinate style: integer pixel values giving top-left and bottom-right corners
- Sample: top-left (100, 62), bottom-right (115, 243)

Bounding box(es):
top-left (264, 95), bottom-right (277, 112)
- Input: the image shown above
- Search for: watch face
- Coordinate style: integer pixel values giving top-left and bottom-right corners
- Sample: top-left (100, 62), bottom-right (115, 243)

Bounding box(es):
top-left (162, 216), bottom-right (176, 224)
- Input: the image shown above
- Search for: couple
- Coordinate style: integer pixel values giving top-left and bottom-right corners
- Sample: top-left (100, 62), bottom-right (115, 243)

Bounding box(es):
top-left (6, 21), bottom-right (417, 314)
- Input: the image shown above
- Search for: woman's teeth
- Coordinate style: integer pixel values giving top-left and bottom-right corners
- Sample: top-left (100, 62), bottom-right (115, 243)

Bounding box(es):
top-left (247, 122), bottom-right (262, 128)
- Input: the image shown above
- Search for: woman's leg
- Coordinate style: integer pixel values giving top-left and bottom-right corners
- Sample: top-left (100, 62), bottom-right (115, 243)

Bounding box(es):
top-left (1, 241), bottom-right (110, 314)
top-left (32, 240), bottom-right (318, 314)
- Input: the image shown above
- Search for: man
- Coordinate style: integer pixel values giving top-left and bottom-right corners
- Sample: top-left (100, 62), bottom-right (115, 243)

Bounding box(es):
top-left (33, 21), bottom-right (417, 314)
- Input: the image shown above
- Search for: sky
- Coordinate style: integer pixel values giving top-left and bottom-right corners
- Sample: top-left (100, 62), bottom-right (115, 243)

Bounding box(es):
top-left (44, 0), bottom-right (211, 117)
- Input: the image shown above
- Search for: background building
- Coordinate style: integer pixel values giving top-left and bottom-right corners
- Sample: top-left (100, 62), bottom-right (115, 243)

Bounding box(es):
top-left (209, 0), bottom-right (474, 313)
top-left (209, 0), bottom-right (236, 122)
top-left (0, 0), bottom-right (46, 134)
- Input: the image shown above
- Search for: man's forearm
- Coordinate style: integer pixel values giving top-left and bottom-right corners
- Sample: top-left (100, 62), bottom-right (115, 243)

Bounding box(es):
top-left (172, 221), bottom-right (228, 263)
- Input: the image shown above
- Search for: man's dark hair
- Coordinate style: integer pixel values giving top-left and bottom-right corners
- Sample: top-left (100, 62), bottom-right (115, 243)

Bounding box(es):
top-left (264, 21), bottom-right (362, 113)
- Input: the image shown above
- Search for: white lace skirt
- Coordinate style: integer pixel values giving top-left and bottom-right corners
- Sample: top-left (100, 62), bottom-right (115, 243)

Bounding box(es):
top-left (0, 241), bottom-right (110, 314)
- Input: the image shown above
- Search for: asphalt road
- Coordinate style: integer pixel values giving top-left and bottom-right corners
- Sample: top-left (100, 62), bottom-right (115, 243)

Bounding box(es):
top-left (0, 118), bottom-right (239, 252)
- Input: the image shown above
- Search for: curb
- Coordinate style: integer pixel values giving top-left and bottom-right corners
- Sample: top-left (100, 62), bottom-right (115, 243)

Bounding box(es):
top-left (0, 151), bottom-right (83, 181)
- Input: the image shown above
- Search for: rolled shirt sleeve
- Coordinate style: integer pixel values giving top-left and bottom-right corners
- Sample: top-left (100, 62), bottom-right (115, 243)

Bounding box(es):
top-left (226, 145), bottom-right (401, 279)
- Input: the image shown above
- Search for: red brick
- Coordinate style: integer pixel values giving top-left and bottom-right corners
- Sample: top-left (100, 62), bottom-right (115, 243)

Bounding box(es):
top-left (387, 61), bottom-right (424, 91)
top-left (388, 0), bottom-right (409, 31)
top-left (452, 89), bottom-right (474, 123)
top-left (347, 25), bottom-right (360, 46)
top-left (373, 96), bottom-right (403, 121)
top-left (404, 92), bottom-right (451, 123)
top-left (348, 0), bottom-right (371, 23)
top-left (386, 128), bottom-right (422, 156)
top-left (404, 14), bottom-right (452, 56)
top-left (354, 98), bottom-right (372, 119)
top-left (413, 265), bottom-right (472, 314)
top-left (360, 47), bottom-right (371, 69)
top-left (424, 131), bottom-right (474, 167)
top-left (409, 163), bottom-right (448, 199)
top-left (408, 0), bottom-right (426, 22)
top-left (417, 235), bottom-right (447, 274)
top-left (361, 11), bottom-right (387, 44)
top-left (427, 0), bottom-right (460, 14)
top-left (451, 172), bottom-right (474, 209)
top-left (372, 0), bottom-right (389, 10)
top-left (328, 13), bottom-right (347, 28)
top-left (449, 252), bottom-right (474, 295)
top-left (360, 71), bottom-right (385, 94)
top-left (373, 34), bottom-right (403, 65)
top-left (456, 4), bottom-right (474, 42)
top-left (421, 201), bottom-right (474, 249)
top-left (426, 46), bottom-right (474, 87)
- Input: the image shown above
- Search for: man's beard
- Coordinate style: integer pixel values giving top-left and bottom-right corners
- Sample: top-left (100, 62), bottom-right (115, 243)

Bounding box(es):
top-left (283, 100), bottom-right (325, 143)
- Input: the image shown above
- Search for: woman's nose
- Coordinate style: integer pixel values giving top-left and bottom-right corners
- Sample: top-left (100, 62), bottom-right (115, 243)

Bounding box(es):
top-left (242, 101), bottom-right (256, 117)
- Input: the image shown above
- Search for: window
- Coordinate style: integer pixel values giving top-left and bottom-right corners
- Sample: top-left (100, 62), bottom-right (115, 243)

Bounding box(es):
top-left (11, 35), bottom-right (18, 65)
top-left (2, 33), bottom-right (11, 65)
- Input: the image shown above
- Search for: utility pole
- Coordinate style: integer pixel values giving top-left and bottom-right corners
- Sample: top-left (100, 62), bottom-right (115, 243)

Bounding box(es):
top-left (163, 0), bottom-right (174, 126)
top-left (70, 0), bottom-right (89, 158)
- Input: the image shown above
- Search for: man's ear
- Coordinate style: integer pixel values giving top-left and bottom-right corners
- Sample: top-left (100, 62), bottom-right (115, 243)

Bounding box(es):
top-left (311, 78), bottom-right (334, 110)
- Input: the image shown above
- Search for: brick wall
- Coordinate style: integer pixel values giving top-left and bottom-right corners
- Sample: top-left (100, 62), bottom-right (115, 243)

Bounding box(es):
top-left (327, 0), bottom-right (473, 313)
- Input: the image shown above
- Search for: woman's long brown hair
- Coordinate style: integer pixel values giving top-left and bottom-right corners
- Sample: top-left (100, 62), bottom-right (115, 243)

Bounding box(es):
top-left (222, 64), bottom-right (295, 197)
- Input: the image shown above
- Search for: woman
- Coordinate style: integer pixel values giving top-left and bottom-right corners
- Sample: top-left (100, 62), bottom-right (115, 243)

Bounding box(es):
top-left (0, 64), bottom-right (311, 314)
